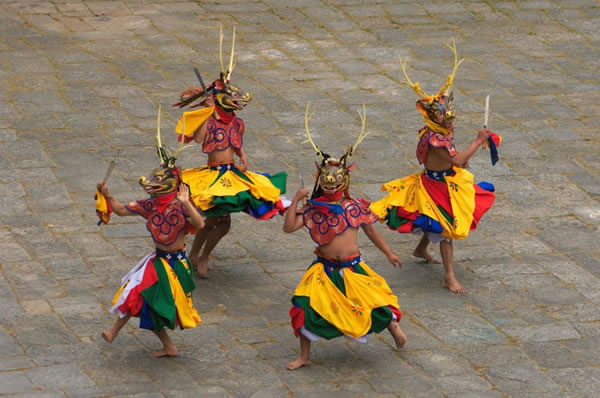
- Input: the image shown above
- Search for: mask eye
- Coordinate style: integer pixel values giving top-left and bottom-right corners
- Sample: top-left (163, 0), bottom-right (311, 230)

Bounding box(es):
top-left (336, 174), bottom-right (344, 182)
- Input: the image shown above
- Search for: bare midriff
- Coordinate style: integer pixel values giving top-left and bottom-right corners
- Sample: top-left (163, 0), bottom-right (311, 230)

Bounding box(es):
top-left (154, 234), bottom-right (187, 253)
top-left (207, 146), bottom-right (236, 164)
top-left (424, 145), bottom-right (454, 171)
top-left (316, 228), bottom-right (360, 260)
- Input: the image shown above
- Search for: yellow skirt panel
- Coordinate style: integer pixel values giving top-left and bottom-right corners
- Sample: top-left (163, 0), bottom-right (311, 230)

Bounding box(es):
top-left (159, 258), bottom-right (202, 328)
top-left (182, 167), bottom-right (281, 211)
top-left (293, 262), bottom-right (399, 339)
top-left (370, 167), bottom-right (476, 240)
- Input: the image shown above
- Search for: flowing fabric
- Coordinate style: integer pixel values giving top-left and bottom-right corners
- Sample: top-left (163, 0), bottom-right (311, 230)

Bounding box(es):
top-left (290, 255), bottom-right (401, 340)
top-left (182, 164), bottom-right (287, 219)
top-left (110, 248), bottom-right (201, 331)
top-left (370, 167), bottom-right (494, 240)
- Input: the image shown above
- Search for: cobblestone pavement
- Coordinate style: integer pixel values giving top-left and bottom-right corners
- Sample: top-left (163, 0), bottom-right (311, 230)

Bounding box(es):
top-left (1, 0), bottom-right (599, 397)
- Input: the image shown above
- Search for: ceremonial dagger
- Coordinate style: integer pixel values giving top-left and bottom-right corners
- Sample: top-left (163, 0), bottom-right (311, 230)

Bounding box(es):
top-left (483, 95), bottom-right (500, 165)
top-left (194, 67), bottom-right (207, 94)
top-left (298, 164), bottom-right (308, 207)
top-left (483, 94), bottom-right (490, 129)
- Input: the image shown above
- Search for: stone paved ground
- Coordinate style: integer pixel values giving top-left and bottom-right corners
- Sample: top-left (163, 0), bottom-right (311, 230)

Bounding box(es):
top-left (1, 0), bottom-right (599, 397)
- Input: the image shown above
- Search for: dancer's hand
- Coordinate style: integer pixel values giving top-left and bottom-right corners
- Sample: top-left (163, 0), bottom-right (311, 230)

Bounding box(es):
top-left (387, 253), bottom-right (403, 268)
top-left (477, 128), bottom-right (490, 149)
top-left (294, 188), bottom-right (309, 202)
top-left (177, 184), bottom-right (191, 205)
top-left (239, 152), bottom-right (248, 172)
top-left (96, 182), bottom-right (111, 199)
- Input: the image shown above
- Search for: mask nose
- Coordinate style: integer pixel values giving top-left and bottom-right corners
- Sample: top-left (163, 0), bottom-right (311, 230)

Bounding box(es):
top-left (445, 110), bottom-right (455, 119)
top-left (325, 175), bottom-right (335, 184)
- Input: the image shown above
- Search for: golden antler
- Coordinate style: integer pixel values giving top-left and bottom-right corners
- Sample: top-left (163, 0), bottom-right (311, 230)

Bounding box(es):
top-left (174, 114), bottom-right (192, 159)
top-left (352, 104), bottom-right (369, 153)
top-left (225, 26), bottom-right (236, 81)
top-left (400, 58), bottom-right (428, 98)
top-left (156, 104), bottom-right (167, 165)
top-left (436, 38), bottom-right (465, 97)
top-left (302, 103), bottom-right (324, 161)
top-left (218, 24), bottom-right (225, 77)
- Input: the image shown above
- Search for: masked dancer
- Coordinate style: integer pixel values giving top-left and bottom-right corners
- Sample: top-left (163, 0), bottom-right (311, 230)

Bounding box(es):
top-left (370, 41), bottom-right (496, 294)
top-left (173, 26), bottom-right (287, 278)
top-left (284, 105), bottom-right (406, 371)
top-left (96, 108), bottom-right (204, 357)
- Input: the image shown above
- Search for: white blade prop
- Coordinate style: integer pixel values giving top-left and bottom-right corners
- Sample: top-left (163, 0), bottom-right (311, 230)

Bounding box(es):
top-left (298, 164), bottom-right (308, 207)
top-left (483, 95), bottom-right (490, 128)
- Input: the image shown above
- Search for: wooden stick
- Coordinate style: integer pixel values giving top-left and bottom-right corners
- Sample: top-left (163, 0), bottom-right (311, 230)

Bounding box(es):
top-left (102, 160), bottom-right (116, 184)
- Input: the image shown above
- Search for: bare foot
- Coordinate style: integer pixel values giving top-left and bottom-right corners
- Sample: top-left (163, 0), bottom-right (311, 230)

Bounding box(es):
top-left (413, 248), bottom-right (441, 264)
top-left (287, 357), bottom-right (311, 371)
top-left (387, 322), bottom-right (407, 350)
top-left (150, 346), bottom-right (178, 358)
top-left (193, 257), bottom-right (209, 279)
top-left (101, 330), bottom-right (114, 343)
top-left (444, 277), bottom-right (467, 294)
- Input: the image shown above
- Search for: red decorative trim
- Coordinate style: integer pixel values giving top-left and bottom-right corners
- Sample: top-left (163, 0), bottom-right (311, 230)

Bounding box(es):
top-left (289, 306), bottom-right (305, 338)
top-left (387, 305), bottom-right (402, 321)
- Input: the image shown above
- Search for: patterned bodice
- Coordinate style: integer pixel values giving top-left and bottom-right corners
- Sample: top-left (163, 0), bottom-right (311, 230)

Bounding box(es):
top-left (126, 198), bottom-right (189, 246)
top-left (416, 127), bottom-right (457, 164)
top-left (302, 198), bottom-right (379, 246)
top-left (202, 115), bottom-right (244, 154)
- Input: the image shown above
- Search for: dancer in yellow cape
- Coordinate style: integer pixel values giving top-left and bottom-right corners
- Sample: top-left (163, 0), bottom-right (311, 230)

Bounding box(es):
top-left (370, 41), bottom-right (497, 293)
top-left (284, 105), bottom-right (406, 371)
top-left (173, 26), bottom-right (287, 278)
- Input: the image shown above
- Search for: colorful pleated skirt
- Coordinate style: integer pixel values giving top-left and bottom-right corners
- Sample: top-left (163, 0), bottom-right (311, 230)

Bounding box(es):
top-left (290, 254), bottom-right (401, 341)
top-left (182, 162), bottom-right (287, 219)
top-left (370, 167), bottom-right (495, 241)
top-left (110, 248), bottom-right (202, 331)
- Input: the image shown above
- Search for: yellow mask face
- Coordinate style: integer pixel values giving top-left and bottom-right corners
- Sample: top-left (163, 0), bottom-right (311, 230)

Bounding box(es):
top-left (214, 82), bottom-right (252, 111)
top-left (316, 158), bottom-right (351, 195)
top-left (139, 167), bottom-right (179, 196)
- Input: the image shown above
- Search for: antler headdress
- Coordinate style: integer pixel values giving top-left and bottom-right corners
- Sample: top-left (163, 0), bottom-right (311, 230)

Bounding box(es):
top-left (173, 25), bottom-right (251, 112)
top-left (400, 39), bottom-right (464, 136)
top-left (155, 105), bottom-right (190, 168)
top-left (139, 106), bottom-right (191, 196)
top-left (303, 104), bottom-right (369, 199)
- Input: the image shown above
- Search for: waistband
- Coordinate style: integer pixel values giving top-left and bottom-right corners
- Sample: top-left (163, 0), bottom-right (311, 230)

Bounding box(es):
top-left (155, 247), bottom-right (187, 261)
top-left (424, 168), bottom-right (455, 181)
top-left (317, 253), bottom-right (361, 269)
top-left (207, 161), bottom-right (237, 172)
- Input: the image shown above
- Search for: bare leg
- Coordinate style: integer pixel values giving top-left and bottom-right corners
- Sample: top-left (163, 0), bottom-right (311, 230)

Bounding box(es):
top-left (413, 233), bottom-right (441, 264)
top-left (189, 226), bottom-right (210, 268)
top-left (197, 216), bottom-right (231, 279)
top-left (387, 320), bottom-right (407, 350)
top-left (102, 313), bottom-right (131, 343)
top-left (150, 328), bottom-right (178, 358)
top-left (440, 240), bottom-right (466, 293)
top-left (287, 334), bottom-right (311, 370)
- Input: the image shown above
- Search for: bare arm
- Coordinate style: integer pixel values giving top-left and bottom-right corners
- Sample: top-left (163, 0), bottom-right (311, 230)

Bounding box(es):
top-left (177, 184), bottom-right (205, 230)
top-left (283, 188), bottom-right (309, 233)
top-left (436, 128), bottom-right (490, 167)
top-left (96, 182), bottom-right (137, 217)
top-left (361, 223), bottom-right (402, 268)
top-left (192, 120), bottom-right (209, 145)
top-left (237, 146), bottom-right (248, 172)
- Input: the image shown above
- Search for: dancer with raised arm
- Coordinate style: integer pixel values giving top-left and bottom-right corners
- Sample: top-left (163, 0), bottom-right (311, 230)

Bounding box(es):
top-left (284, 105), bottom-right (406, 371)
top-left (371, 41), bottom-right (498, 293)
top-left (97, 108), bottom-right (203, 357)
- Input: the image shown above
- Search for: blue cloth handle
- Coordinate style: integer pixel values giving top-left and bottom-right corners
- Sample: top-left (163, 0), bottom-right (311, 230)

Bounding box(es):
top-left (488, 136), bottom-right (499, 166)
